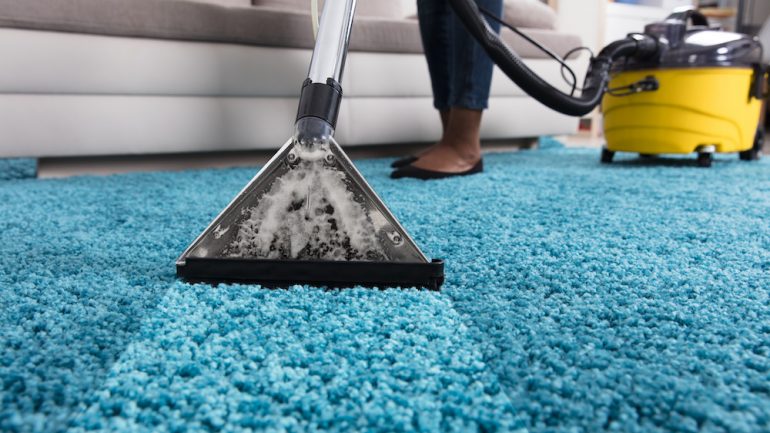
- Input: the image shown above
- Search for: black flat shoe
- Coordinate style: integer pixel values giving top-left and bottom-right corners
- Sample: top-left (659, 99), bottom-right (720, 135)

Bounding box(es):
top-left (390, 159), bottom-right (483, 180)
top-left (390, 155), bottom-right (419, 168)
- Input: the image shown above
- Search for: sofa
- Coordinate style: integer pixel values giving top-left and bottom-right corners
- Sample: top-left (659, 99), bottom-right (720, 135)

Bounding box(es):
top-left (0, 0), bottom-right (581, 158)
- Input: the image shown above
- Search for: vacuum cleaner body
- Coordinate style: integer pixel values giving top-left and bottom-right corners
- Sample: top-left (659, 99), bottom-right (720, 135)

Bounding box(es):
top-left (602, 10), bottom-right (766, 165)
top-left (604, 67), bottom-right (762, 154)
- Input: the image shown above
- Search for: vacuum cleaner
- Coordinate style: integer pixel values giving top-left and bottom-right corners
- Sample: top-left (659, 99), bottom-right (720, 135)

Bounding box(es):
top-left (447, 1), bottom-right (766, 167)
top-left (177, 0), bottom-right (765, 290)
top-left (602, 9), bottom-right (766, 167)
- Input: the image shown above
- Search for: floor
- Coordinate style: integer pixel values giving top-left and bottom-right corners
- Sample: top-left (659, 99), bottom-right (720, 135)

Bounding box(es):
top-left (3, 146), bottom-right (768, 432)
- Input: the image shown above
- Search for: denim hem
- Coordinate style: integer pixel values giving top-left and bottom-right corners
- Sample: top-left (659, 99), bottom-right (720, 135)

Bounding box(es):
top-left (447, 100), bottom-right (489, 111)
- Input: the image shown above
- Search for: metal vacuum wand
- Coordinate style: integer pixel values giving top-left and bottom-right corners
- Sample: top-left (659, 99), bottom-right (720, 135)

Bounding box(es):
top-left (294, 0), bottom-right (357, 147)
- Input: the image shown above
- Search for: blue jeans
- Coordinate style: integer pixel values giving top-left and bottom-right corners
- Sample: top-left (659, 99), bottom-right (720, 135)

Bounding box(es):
top-left (417, 0), bottom-right (503, 111)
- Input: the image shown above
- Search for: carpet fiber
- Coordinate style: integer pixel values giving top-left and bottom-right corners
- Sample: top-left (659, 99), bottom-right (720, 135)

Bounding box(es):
top-left (1, 145), bottom-right (769, 433)
top-left (0, 158), bottom-right (36, 181)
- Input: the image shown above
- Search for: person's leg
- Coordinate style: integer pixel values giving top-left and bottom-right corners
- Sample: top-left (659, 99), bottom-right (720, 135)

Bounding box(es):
top-left (448, 0), bottom-right (502, 112)
top-left (417, 0), bottom-right (452, 126)
top-left (389, 0), bottom-right (451, 167)
top-left (410, 0), bottom-right (503, 173)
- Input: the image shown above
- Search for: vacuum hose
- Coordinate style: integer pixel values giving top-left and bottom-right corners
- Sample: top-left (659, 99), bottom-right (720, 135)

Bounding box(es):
top-left (447, 0), bottom-right (659, 116)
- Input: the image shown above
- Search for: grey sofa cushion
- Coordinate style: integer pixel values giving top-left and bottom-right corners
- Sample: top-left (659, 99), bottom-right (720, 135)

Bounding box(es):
top-left (182, 0), bottom-right (252, 7)
top-left (0, 0), bottom-right (579, 57)
top-left (504, 0), bottom-right (557, 30)
top-left (253, 0), bottom-right (404, 19)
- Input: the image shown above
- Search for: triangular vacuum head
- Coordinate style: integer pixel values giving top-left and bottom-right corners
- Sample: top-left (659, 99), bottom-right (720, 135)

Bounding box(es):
top-left (177, 137), bottom-right (444, 290)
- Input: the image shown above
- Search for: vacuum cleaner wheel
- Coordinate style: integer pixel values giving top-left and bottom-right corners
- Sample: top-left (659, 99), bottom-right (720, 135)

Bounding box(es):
top-left (739, 128), bottom-right (764, 161)
top-left (696, 151), bottom-right (713, 168)
top-left (600, 147), bottom-right (615, 164)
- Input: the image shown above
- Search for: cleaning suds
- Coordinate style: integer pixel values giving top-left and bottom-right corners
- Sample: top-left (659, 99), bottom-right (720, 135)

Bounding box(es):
top-left (225, 149), bottom-right (386, 261)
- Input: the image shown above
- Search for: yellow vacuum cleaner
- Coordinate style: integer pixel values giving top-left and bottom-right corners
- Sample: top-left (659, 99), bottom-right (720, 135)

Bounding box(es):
top-left (449, 2), bottom-right (766, 167)
top-left (600, 9), bottom-right (766, 167)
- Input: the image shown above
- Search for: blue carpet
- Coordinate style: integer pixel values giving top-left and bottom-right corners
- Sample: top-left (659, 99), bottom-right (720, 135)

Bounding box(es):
top-left (1, 145), bottom-right (769, 433)
top-left (0, 158), bottom-right (36, 181)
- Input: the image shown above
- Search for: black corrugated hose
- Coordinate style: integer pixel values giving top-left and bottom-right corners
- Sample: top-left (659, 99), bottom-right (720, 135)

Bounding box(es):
top-left (447, 0), bottom-right (659, 116)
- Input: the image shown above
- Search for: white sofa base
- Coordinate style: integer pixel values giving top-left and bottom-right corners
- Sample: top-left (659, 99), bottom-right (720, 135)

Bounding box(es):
top-left (0, 95), bottom-right (571, 157)
top-left (0, 29), bottom-right (579, 157)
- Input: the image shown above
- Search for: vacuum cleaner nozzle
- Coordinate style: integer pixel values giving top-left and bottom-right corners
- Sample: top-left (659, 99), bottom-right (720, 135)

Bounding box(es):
top-left (177, 125), bottom-right (444, 290)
